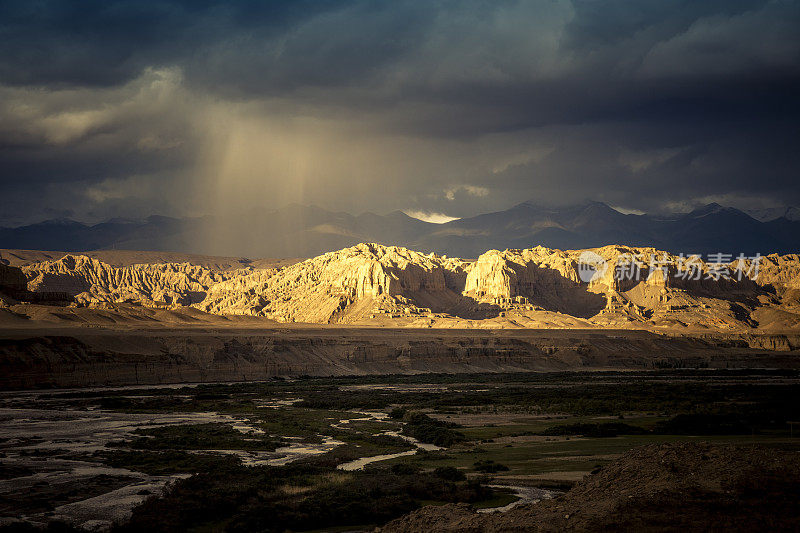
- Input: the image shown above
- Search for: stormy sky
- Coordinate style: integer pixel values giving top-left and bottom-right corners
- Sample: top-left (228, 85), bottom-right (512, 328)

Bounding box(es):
top-left (1, 0), bottom-right (798, 226)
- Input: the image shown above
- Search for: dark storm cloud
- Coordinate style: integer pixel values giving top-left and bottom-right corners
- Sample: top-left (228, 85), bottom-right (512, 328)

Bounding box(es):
top-left (0, 1), bottom-right (343, 87)
top-left (0, 0), bottom-right (798, 225)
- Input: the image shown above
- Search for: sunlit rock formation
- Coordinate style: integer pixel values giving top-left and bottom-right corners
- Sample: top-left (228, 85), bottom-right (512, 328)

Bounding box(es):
top-left (16, 243), bottom-right (800, 331)
top-left (197, 243), bottom-right (469, 323)
top-left (22, 255), bottom-right (247, 307)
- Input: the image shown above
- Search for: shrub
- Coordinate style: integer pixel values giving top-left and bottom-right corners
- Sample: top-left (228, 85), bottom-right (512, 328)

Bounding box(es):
top-left (473, 460), bottom-right (509, 473)
top-left (402, 412), bottom-right (465, 447)
top-left (389, 407), bottom-right (407, 420)
top-left (434, 466), bottom-right (466, 481)
top-left (390, 463), bottom-right (422, 475)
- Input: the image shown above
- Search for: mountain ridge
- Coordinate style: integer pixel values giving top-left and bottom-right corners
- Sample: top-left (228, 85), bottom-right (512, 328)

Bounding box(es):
top-left (2, 201), bottom-right (799, 258)
top-left (6, 242), bottom-right (800, 332)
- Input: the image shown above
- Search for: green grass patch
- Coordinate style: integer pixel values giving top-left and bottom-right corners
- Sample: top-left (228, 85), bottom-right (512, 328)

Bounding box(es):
top-left (472, 489), bottom-right (520, 510)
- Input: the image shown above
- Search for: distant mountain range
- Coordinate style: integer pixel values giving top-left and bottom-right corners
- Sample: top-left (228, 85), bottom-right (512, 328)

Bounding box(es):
top-left (2, 202), bottom-right (799, 258)
top-left (745, 206), bottom-right (800, 223)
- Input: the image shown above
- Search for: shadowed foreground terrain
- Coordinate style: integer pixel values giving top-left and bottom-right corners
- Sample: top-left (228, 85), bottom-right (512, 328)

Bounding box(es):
top-left (0, 372), bottom-right (798, 531)
top-left (381, 442), bottom-right (800, 532)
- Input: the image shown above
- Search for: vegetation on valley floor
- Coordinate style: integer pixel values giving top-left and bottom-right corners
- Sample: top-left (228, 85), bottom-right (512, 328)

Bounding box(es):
top-left (2, 370), bottom-right (800, 532)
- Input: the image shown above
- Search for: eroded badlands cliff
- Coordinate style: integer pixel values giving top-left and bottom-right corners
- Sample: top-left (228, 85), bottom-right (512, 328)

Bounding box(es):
top-left (19, 255), bottom-right (259, 307)
top-left (4, 243), bottom-right (800, 332)
top-left (198, 243), bottom-right (470, 323)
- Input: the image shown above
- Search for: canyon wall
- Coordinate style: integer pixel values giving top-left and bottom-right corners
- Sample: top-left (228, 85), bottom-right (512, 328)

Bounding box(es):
top-left (12, 243), bottom-right (800, 331)
top-left (1, 329), bottom-right (797, 389)
top-left (21, 255), bottom-right (253, 307)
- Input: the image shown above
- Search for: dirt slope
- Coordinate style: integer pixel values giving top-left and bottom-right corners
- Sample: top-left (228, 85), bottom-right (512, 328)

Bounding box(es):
top-left (381, 442), bottom-right (800, 532)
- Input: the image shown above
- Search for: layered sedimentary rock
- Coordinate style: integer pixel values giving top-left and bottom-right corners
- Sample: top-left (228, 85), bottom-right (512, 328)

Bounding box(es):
top-left (2, 329), bottom-right (797, 389)
top-left (464, 245), bottom-right (763, 301)
top-left (462, 245), bottom-right (774, 328)
top-left (22, 255), bottom-right (253, 307)
top-left (756, 253), bottom-right (800, 291)
top-left (0, 263), bottom-right (28, 305)
top-left (0, 263), bottom-right (27, 292)
top-left (464, 247), bottom-right (601, 317)
top-left (198, 243), bottom-right (469, 323)
top-left (1, 263), bottom-right (74, 306)
top-left (15, 243), bottom-right (800, 331)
